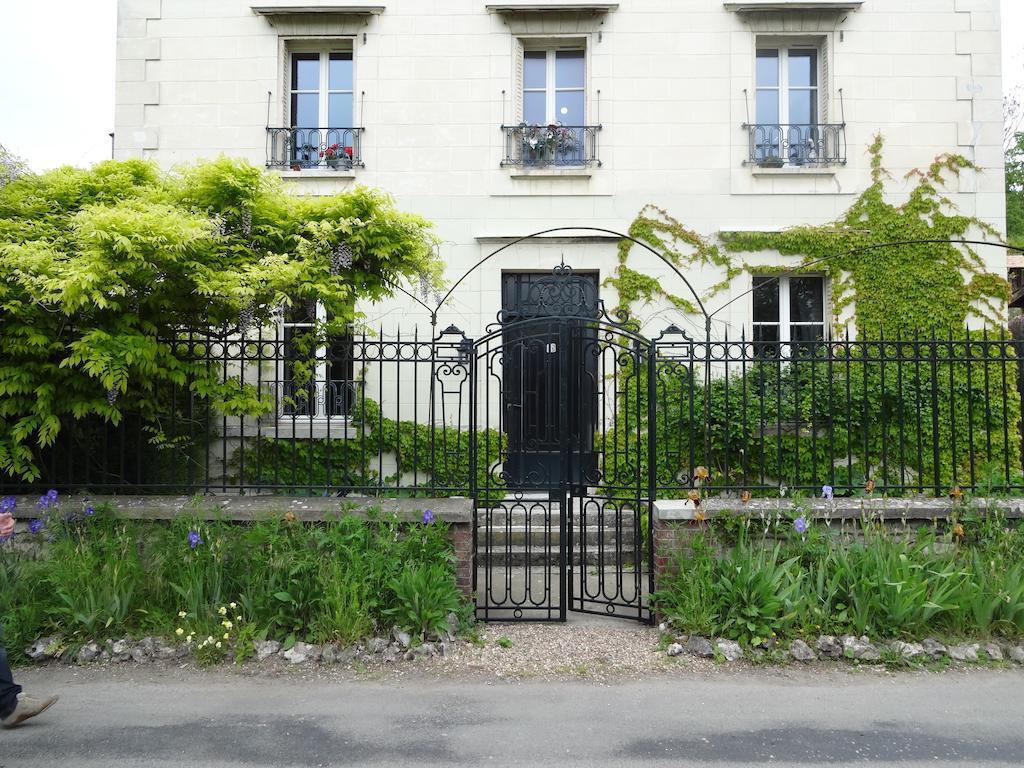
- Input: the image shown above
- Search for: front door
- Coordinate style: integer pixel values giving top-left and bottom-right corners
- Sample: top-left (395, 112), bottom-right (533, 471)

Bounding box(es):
top-left (500, 270), bottom-right (599, 491)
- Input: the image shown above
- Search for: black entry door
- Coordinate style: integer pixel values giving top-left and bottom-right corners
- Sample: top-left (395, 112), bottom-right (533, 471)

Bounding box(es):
top-left (501, 271), bottom-right (599, 490)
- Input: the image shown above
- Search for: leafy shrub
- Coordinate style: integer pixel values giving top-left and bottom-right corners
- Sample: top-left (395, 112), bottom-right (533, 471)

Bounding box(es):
top-left (654, 514), bottom-right (1024, 646)
top-left (0, 496), bottom-right (467, 664)
top-left (383, 563), bottom-right (462, 641)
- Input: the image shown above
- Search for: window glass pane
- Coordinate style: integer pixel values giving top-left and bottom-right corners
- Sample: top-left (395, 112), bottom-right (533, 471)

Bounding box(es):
top-left (328, 93), bottom-right (353, 128)
top-left (753, 324), bottom-right (779, 358)
top-left (788, 90), bottom-right (816, 126)
top-left (790, 277), bottom-right (824, 323)
top-left (756, 49), bottom-right (779, 88)
top-left (329, 52), bottom-right (353, 91)
top-left (523, 91), bottom-right (546, 124)
top-left (791, 324), bottom-right (825, 343)
top-left (292, 54), bottom-right (319, 91)
top-left (555, 90), bottom-right (584, 124)
top-left (756, 89), bottom-right (779, 124)
top-left (752, 277), bottom-right (780, 323)
top-left (555, 50), bottom-right (585, 89)
top-left (788, 50), bottom-right (817, 88)
top-left (524, 51), bottom-right (546, 90)
top-left (291, 93), bottom-right (319, 127)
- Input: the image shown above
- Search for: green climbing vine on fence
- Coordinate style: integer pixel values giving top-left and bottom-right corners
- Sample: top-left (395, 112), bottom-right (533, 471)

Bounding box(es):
top-left (602, 137), bottom-right (1021, 496)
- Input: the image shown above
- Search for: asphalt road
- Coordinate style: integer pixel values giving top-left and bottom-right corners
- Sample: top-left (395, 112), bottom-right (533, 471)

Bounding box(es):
top-left (4, 666), bottom-right (1024, 767)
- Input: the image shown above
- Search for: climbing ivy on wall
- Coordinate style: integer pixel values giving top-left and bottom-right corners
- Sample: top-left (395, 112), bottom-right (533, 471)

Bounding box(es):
top-left (601, 137), bottom-right (1021, 496)
top-left (607, 136), bottom-right (1010, 334)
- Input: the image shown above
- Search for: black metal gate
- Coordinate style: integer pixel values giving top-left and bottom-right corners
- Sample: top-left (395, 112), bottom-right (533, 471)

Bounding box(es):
top-left (471, 264), bottom-right (655, 622)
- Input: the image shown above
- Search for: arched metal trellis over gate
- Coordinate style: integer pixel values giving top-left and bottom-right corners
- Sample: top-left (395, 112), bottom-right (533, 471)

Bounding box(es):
top-left (468, 264), bottom-right (657, 623)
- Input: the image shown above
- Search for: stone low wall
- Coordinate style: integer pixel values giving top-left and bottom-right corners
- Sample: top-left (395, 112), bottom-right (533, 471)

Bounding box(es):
top-left (652, 497), bottom-right (1024, 591)
top-left (4, 494), bottom-right (475, 599)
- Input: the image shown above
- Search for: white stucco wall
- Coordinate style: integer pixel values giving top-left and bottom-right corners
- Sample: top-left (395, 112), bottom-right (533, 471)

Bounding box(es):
top-left (114, 0), bottom-right (1007, 342)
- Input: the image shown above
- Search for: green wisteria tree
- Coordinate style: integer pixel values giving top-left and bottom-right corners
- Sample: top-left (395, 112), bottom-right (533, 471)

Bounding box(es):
top-left (0, 158), bottom-right (441, 480)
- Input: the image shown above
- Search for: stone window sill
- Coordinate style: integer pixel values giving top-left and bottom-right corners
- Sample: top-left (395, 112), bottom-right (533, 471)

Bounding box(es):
top-left (750, 165), bottom-right (839, 177)
top-left (276, 169), bottom-right (357, 179)
top-left (508, 167), bottom-right (594, 179)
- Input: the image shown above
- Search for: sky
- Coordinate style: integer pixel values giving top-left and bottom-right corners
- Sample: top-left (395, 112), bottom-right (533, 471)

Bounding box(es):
top-left (0, 1), bottom-right (1022, 171)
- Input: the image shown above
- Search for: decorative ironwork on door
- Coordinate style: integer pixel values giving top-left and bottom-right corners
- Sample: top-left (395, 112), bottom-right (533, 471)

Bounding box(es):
top-left (471, 263), bottom-right (655, 623)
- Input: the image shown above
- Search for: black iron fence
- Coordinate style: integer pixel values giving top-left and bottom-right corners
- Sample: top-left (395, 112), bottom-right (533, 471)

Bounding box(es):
top-left (266, 127), bottom-right (364, 170)
top-left (743, 123), bottom-right (847, 168)
top-left (500, 123), bottom-right (601, 168)
top-left (3, 325), bottom-right (1022, 499)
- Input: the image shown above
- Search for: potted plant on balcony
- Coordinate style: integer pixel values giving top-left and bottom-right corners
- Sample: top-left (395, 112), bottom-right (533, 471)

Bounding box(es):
top-left (321, 143), bottom-right (353, 170)
top-left (757, 154), bottom-right (785, 169)
top-left (522, 123), bottom-right (580, 166)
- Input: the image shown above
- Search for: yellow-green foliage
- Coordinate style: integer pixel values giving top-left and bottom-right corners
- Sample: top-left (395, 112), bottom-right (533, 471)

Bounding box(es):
top-left (0, 158), bottom-right (441, 481)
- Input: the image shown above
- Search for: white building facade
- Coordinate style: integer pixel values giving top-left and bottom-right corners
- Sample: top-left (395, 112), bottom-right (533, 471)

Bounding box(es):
top-left (114, 0), bottom-right (1007, 341)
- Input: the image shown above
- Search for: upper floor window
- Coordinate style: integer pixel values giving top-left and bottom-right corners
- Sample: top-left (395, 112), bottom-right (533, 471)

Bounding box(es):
top-left (746, 42), bottom-right (845, 168)
top-left (501, 45), bottom-right (600, 169)
top-left (290, 51), bottom-right (353, 130)
top-left (756, 47), bottom-right (818, 130)
top-left (523, 48), bottom-right (585, 126)
top-left (752, 275), bottom-right (826, 356)
top-left (267, 46), bottom-right (363, 171)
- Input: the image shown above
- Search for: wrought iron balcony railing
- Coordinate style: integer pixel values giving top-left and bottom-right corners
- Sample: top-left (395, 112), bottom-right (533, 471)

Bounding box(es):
top-left (266, 127), bottom-right (364, 170)
top-left (743, 123), bottom-right (846, 168)
top-left (500, 123), bottom-right (601, 168)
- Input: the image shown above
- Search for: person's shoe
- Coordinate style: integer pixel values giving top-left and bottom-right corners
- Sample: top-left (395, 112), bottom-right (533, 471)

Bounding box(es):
top-left (1, 694), bottom-right (59, 728)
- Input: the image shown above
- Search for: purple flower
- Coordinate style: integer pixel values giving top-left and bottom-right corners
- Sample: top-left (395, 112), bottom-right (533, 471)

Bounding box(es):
top-left (84, 505), bottom-right (95, 517)
top-left (0, 497), bottom-right (15, 514)
top-left (46, 489), bottom-right (58, 502)
top-left (28, 519), bottom-right (44, 534)
top-left (821, 485), bottom-right (834, 500)
top-left (794, 516), bottom-right (809, 535)
top-left (36, 495), bottom-right (51, 511)
top-left (422, 509), bottom-right (436, 525)
top-left (187, 530), bottom-right (202, 549)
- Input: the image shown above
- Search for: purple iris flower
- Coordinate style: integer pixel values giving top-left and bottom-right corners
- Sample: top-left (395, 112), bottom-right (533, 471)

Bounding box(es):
top-left (84, 505), bottom-right (95, 517)
top-left (422, 509), bottom-right (436, 525)
top-left (46, 489), bottom-right (58, 503)
top-left (794, 516), bottom-right (809, 535)
top-left (187, 530), bottom-right (202, 549)
top-left (0, 497), bottom-right (15, 514)
top-left (29, 519), bottom-right (44, 534)
top-left (36, 495), bottom-right (51, 511)
top-left (821, 485), bottom-right (833, 500)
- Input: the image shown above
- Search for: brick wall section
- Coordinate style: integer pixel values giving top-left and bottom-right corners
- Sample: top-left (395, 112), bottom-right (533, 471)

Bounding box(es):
top-left (652, 517), bottom-right (708, 590)
top-left (448, 522), bottom-right (474, 600)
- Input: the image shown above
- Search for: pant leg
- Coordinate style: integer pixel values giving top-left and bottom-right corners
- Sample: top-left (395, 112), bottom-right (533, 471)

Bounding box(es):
top-left (0, 627), bottom-right (22, 719)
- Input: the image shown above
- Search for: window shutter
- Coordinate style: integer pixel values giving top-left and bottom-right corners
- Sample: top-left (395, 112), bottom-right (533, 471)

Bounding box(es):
top-left (820, 38), bottom-right (829, 124)
top-left (282, 44), bottom-right (291, 126)
top-left (513, 38), bottom-right (524, 124)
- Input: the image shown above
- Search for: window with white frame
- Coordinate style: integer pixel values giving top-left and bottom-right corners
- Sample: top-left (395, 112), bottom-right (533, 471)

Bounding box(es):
top-left (281, 300), bottom-right (354, 418)
top-left (518, 46), bottom-right (587, 165)
top-left (753, 44), bottom-right (822, 165)
top-left (752, 275), bottom-right (827, 354)
top-left (287, 47), bottom-right (356, 168)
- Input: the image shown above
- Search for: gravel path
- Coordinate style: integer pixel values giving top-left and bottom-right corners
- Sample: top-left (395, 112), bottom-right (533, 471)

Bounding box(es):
top-left (19, 620), bottom-right (1022, 687)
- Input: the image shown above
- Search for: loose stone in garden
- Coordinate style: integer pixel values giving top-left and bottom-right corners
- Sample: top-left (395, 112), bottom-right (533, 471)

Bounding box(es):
top-left (888, 641), bottom-right (926, 660)
top-left (255, 640), bottom-right (280, 661)
top-left (715, 639), bottom-right (743, 661)
top-left (981, 642), bottom-right (1003, 661)
top-left (921, 639), bottom-right (948, 659)
top-left (841, 636), bottom-right (880, 661)
top-left (685, 636), bottom-right (715, 658)
top-left (815, 635), bottom-right (843, 659)
top-left (666, 643), bottom-right (684, 657)
top-left (789, 639), bottom-right (816, 662)
top-left (1009, 645), bottom-right (1024, 664)
top-left (948, 643), bottom-right (980, 662)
